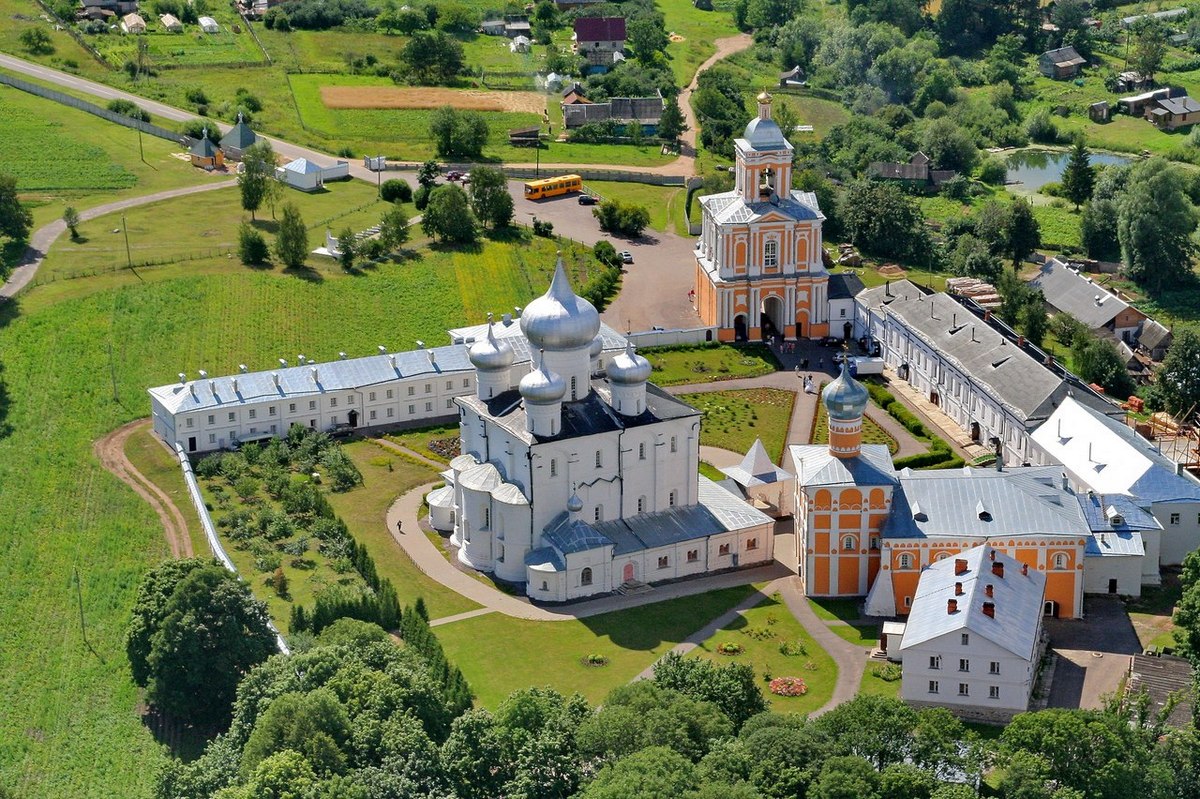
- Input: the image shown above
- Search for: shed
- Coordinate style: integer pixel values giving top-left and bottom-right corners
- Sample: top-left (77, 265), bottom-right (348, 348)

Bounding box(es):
top-left (1038, 46), bottom-right (1086, 79)
top-left (121, 12), bottom-right (145, 33)
top-left (1126, 654), bottom-right (1195, 727)
top-left (275, 158), bottom-right (349, 191)
top-left (481, 18), bottom-right (506, 35)
top-left (1089, 101), bottom-right (1110, 123)
top-left (198, 15), bottom-right (219, 33)
top-left (510, 35), bottom-right (531, 53)
top-left (779, 65), bottom-right (804, 87)
top-left (159, 13), bottom-right (182, 32)
top-left (509, 126), bottom-right (541, 146)
top-left (188, 130), bottom-right (224, 170)
top-left (881, 621), bottom-right (906, 662)
top-left (219, 112), bottom-right (257, 159)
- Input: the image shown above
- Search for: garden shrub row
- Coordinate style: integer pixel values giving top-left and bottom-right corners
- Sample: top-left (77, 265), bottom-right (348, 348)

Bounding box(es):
top-left (865, 381), bottom-right (962, 470)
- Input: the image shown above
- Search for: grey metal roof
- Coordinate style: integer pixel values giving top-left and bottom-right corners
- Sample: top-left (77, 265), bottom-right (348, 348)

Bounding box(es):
top-left (1138, 319), bottom-right (1172, 351)
top-left (1028, 259), bottom-right (1131, 329)
top-left (790, 443), bottom-right (897, 488)
top-left (1159, 96), bottom-right (1200, 115)
top-left (189, 136), bottom-right (218, 158)
top-left (1085, 529), bottom-right (1145, 557)
top-left (886, 465), bottom-right (1091, 540)
top-left (721, 438), bottom-right (792, 487)
top-left (699, 189), bottom-right (823, 225)
top-left (1078, 492), bottom-right (1161, 534)
top-left (562, 97), bottom-right (663, 128)
top-left (828, 273), bottom-right (866, 301)
top-left (283, 158), bottom-right (322, 175)
top-left (525, 546), bottom-right (566, 571)
top-left (541, 512), bottom-right (613, 554)
top-left (220, 117), bottom-right (257, 151)
top-left (1041, 46), bottom-right (1086, 66)
top-left (900, 545), bottom-right (1046, 660)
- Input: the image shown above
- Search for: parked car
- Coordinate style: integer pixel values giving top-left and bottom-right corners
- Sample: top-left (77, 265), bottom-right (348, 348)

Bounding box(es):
top-left (445, 170), bottom-right (463, 181)
top-left (620, 251), bottom-right (634, 264)
top-left (819, 336), bottom-right (843, 347)
top-left (577, 194), bottom-right (598, 205)
top-left (858, 336), bottom-right (881, 356)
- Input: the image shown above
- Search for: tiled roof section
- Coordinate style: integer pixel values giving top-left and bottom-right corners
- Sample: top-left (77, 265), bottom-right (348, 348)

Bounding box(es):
top-left (574, 16), bottom-right (625, 41)
top-left (828, 273), bottom-right (866, 301)
top-left (886, 465), bottom-right (1091, 539)
top-left (900, 545), bottom-right (1047, 660)
top-left (721, 439), bottom-right (792, 487)
top-left (789, 443), bottom-right (898, 488)
top-left (699, 189), bottom-right (823, 225)
top-left (1029, 259), bottom-right (1131, 329)
top-left (189, 136), bottom-right (218, 158)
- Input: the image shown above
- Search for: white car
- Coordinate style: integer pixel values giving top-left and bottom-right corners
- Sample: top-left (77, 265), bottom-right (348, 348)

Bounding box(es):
top-left (619, 251), bottom-right (633, 264)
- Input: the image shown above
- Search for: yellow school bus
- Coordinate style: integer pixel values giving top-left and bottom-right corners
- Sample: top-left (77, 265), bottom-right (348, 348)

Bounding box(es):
top-left (523, 174), bottom-right (583, 200)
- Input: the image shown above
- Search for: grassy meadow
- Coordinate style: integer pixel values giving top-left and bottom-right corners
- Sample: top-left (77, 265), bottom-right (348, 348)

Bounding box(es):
top-left (642, 343), bottom-right (779, 386)
top-left (684, 388), bottom-right (796, 462)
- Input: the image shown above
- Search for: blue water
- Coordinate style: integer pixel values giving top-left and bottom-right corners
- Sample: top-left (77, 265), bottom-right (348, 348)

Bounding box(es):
top-left (1005, 149), bottom-right (1132, 191)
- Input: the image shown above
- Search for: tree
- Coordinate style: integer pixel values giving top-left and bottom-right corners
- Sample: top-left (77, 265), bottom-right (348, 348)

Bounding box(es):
top-left (417, 160), bottom-right (440, 189)
top-left (657, 99), bottom-right (686, 142)
top-left (379, 178), bottom-right (412, 203)
top-left (429, 106), bottom-right (489, 159)
top-left (19, 27), bottom-right (53, 55)
top-left (63, 206), bottom-right (80, 240)
top-left (241, 688), bottom-right (351, 776)
top-left (578, 681), bottom-right (732, 762)
top-left (0, 174), bottom-right (33, 242)
top-left (1061, 137), bottom-right (1095, 210)
top-left (879, 763), bottom-right (936, 799)
top-left (422, 184), bottom-right (477, 244)
top-left (578, 746), bottom-right (697, 799)
top-left (238, 141), bottom-right (276, 221)
top-left (745, 0), bottom-right (802, 29)
top-left (132, 562), bottom-right (276, 724)
top-left (238, 223), bottom-right (270, 265)
top-left (839, 181), bottom-right (928, 262)
top-left (921, 118), bottom-right (979, 174)
top-left (273, 203), bottom-right (309, 270)
top-left (1158, 326), bottom-right (1200, 419)
top-left (627, 17), bottom-right (669, 64)
top-left (815, 695), bottom-right (918, 770)
top-left (1072, 336), bottom-right (1135, 399)
top-left (467, 166), bottom-right (513, 230)
top-left (399, 30), bottom-right (464, 84)
top-left (809, 756), bottom-right (881, 799)
top-left (1129, 19), bottom-right (1168, 84)
top-left (593, 199), bottom-right (651, 238)
top-left (593, 240), bottom-right (620, 267)
top-left (1119, 159), bottom-right (1197, 295)
top-left (378, 204), bottom-right (410, 252)
top-left (651, 651), bottom-right (766, 730)
top-left (336, 227), bottom-right (356, 270)
top-left (1005, 198), bottom-right (1041, 268)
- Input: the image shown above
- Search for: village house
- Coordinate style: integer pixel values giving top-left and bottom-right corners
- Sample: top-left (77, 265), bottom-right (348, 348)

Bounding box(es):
top-left (827, 273), bottom-right (866, 340)
top-left (1028, 258), bottom-right (1148, 343)
top-left (574, 16), bottom-right (626, 71)
top-left (897, 546), bottom-right (1047, 722)
top-left (275, 157), bottom-right (350, 192)
top-left (867, 152), bottom-right (957, 192)
top-left (159, 13), bottom-right (182, 32)
top-left (481, 17), bottom-right (530, 38)
top-left (188, 131), bottom-right (224, 170)
top-left (1118, 87), bottom-right (1184, 116)
top-left (1038, 46), bottom-right (1087, 79)
top-left (779, 65), bottom-right (804, 88)
top-left (120, 11), bottom-right (145, 33)
top-left (1138, 319), bottom-right (1173, 361)
top-left (1148, 95), bottom-right (1200, 130)
top-left (79, 0), bottom-right (137, 20)
top-left (562, 95), bottom-right (664, 133)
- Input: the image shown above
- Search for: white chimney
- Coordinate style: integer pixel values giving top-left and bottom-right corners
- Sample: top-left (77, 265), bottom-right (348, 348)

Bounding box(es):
top-left (279, 358), bottom-right (288, 368)
top-left (428, 349), bottom-right (436, 364)
top-left (198, 369), bottom-right (208, 379)
top-left (178, 372), bottom-right (187, 385)
top-left (388, 354), bottom-right (397, 370)
top-left (272, 372), bottom-right (280, 388)
top-left (231, 378), bottom-right (238, 393)
top-left (298, 354), bottom-right (307, 365)
top-left (339, 352), bottom-right (347, 360)
top-left (378, 345), bottom-right (387, 354)
top-left (310, 366), bottom-right (319, 383)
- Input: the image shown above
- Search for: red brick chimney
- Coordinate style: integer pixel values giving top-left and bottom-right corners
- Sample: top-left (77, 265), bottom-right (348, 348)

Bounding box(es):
top-left (985, 584), bottom-right (994, 598)
top-left (947, 598), bottom-right (958, 614)
top-left (982, 602), bottom-right (995, 618)
top-left (955, 581), bottom-right (964, 596)
top-left (1022, 563), bottom-right (1029, 576)
top-left (1017, 335), bottom-right (1026, 348)
top-left (954, 558), bottom-right (968, 575)
top-left (984, 309), bottom-right (992, 322)
top-left (989, 549), bottom-right (996, 561)
top-left (992, 561), bottom-right (1004, 578)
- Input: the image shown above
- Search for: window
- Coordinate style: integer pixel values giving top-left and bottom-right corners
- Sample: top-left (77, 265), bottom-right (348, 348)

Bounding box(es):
top-left (961, 633), bottom-right (970, 646)
top-left (989, 661), bottom-right (1000, 675)
top-left (207, 414), bottom-right (215, 425)
top-left (570, 376), bottom-right (577, 399)
top-left (463, 378), bottom-right (470, 388)
top-left (989, 685), bottom-right (1000, 699)
top-left (482, 508), bottom-right (490, 528)
top-left (330, 398), bottom-right (337, 408)
top-left (959, 658), bottom-right (970, 672)
top-left (369, 391), bottom-right (376, 402)
top-left (269, 406), bottom-right (276, 416)
top-left (958, 683), bottom-right (970, 697)
top-left (541, 581), bottom-right (548, 591)
top-left (687, 549), bottom-right (699, 563)
top-left (446, 380), bottom-right (452, 390)
top-left (227, 412), bottom-right (236, 422)
top-left (309, 401), bottom-right (317, 411)
top-left (719, 543), bottom-right (731, 556)
top-left (408, 386), bottom-right (415, 396)
top-left (288, 404), bottom-right (295, 414)
top-left (670, 436), bottom-right (677, 453)
top-left (928, 681), bottom-right (939, 694)
top-left (446, 399), bottom-right (453, 409)
top-left (637, 496), bottom-right (647, 513)
top-left (899, 553), bottom-right (912, 569)
top-left (594, 506), bottom-right (603, 523)
top-left (248, 409), bottom-right (256, 419)
top-left (747, 538), bottom-right (758, 550)
top-left (1171, 513), bottom-right (1181, 525)
top-left (657, 556), bottom-right (669, 569)
top-left (903, 596), bottom-right (912, 608)
top-left (186, 417), bottom-right (194, 428)
top-left (668, 490), bottom-right (677, 507)
top-left (208, 433), bottom-right (216, 444)
top-left (639, 442), bottom-right (646, 460)
top-left (596, 450), bottom-right (603, 468)
top-left (870, 536), bottom-right (880, 551)
top-left (408, 405), bottom-right (414, 415)
top-left (347, 395), bottom-right (354, 405)
top-left (386, 389), bottom-right (393, 399)
top-left (839, 308), bottom-right (846, 318)
top-left (424, 402), bottom-right (432, 412)
top-left (369, 410), bottom-right (377, 421)
top-left (424, 383), bottom-right (431, 394)
top-left (581, 567), bottom-right (593, 586)
top-left (387, 408), bottom-right (395, 418)
top-left (764, 238), bottom-right (778, 267)
top-left (550, 459), bottom-right (557, 477)
top-left (330, 415), bottom-right (337, 425)
top-left (842, 535), bottom-right (856, 551)
top-left (929, 656), bottom-right (941, 670)
top-left (1053, 553), bottom-right (1067, 570)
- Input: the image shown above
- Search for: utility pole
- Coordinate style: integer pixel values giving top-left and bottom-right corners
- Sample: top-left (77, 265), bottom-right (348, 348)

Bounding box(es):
top-left (137, 125), bottom-right (145, 165)
top-left (122, 213), bottom-right (132, 269)
top-left (535, 141), bottom-right (540, 178)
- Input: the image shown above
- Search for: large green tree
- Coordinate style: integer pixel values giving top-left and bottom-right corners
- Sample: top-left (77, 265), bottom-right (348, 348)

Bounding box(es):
top-left (1072, 336), bottom-right (1134, 399)
top-left (1159, 326), bottom-right (1200, 418)
top-left (657, 99), bottom-right (686, 142)
top-left (0, 173), bottom-right (33, 242)
top-left (651, 651), bottom-right (766, 730)
top-left (577, 746), bottom-right (696, 799)
top-left (1061, 137), bottom-right (1095, 211)
top-left (378, 204), bottom-right (411, 251)
top-left (422, 184), bottom-right (477, 244)
top-left (1129, 18), bottom-right (1168, 84)
top-left (1118, 158), bottom-right (1197, 295)
top-left (839, 181), bottom-right (928, 262)
top-left (810, 756), bottom-right (881, 799)
top-left (627, 17), bottom-right (669, 64)
top-left (273, 202), bottom-right (310, 270)
top-left (1004, 198), bottom-right (1041, 268)
top-left (429, 106), bottom-right (489, 159)
top-left (238, 140), bottom-right (276, 221)
top-left (399, 31), bottom-right (464, 84)
top-left (467, 166), bottom-right (514, 230)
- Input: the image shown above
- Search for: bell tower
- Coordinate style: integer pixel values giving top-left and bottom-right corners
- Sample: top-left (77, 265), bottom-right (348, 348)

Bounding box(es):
top-left (735, 92), bottom-right (793, 204)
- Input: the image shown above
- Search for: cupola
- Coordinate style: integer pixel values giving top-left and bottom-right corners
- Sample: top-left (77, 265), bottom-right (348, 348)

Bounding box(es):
top-left (607, 341), bottom-right (652, 417)
top-left (520, 351), bottom-right (566, 437)
top-left (469, 313), bottom-right (515, 399)
top-left (822, 358), bottom-right (868, 459)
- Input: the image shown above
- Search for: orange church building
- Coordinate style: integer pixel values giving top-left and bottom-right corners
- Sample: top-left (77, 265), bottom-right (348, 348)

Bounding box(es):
top-left (694, 93), bottom-right (830, 342)
top-left (790, 362), bottom-right (1096, 619)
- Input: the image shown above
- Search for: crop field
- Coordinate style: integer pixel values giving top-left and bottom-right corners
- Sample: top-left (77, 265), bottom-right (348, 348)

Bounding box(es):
top-left (321, 85), bottom-right (547, 114)
top-left (683, 388), bottom-right (796, 462)
top-left (85, 7), bottom-right (264, 68)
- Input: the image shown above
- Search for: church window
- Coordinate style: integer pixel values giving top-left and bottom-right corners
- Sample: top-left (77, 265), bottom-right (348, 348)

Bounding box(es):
top-left (899, 553), bottom-right (912, 569)
top-left (687, 549), bottom-right (699, 563)
top-left (658, 556), bottom-right (669, 569)
top-left (228, 412), bottom-right (236, 422)
top-left (596, 450), bottom-right (602, 468)
top-left (594, 505), bottom-right (603, 523)
top-left (719, 543), bottom-right (731, 556)
top-left (550, 459), bottom-right (557, 477)
top-left (639, 442), bottom-right (646, 460)
top-left (870, 536), bottom-right (880, 550)
top-left (669, 490), bottom-right (677, 507)
top-left (670, 436), bottom-right (677, 453)
top-left (989, 685), bottom-right (1000, 699)
top-left (764, 239), bottom-right (778, 268)
top-left (483, 508), bottom-right (490, 528)
top-left (637, 496), bottom-right (647, 513)
top-left (842, 535), bottom-right (855, 551)
top-left (1053, 553), bottom-right (1067, 570)
top-left (581, 567), bottom-right (593, 586)
top-left (746, 538), bottom-right (758, 551)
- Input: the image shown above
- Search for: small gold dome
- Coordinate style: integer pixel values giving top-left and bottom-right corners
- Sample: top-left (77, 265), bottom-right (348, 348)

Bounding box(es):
top-left (756, 91), bottom-right (773, 104)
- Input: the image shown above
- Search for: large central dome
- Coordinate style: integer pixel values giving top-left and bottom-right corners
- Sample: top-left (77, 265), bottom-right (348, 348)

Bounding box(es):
top-left (520, 253), bottom-right (601, 351)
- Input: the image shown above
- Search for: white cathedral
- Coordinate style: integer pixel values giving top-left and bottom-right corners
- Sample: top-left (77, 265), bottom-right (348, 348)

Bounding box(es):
top-left (427, 257), bottom-right (776, 602)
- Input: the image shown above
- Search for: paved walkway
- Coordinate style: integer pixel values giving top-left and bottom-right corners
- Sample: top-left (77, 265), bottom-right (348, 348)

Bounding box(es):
top-left (877, 367), bottom-right (987, 462)
top-left (1, 178), bottom-right (236, 300)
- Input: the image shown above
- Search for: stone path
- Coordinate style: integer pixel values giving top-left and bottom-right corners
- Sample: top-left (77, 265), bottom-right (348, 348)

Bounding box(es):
top-left (1, 178), bottom-right (236, 300)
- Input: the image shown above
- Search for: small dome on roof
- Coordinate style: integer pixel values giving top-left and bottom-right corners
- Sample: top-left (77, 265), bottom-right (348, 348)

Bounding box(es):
top-left (607, 341), bottom-right (652, 385)
top-left (520, 253), bottom-right (600, 351)
top-left (822, 358), bottom-right (869, 420)
top-left (520, 352), bottom-right (566, 405)
top-left (567, 493), bottom-right (583, 513)
top-left (743, 116), bottom-right (786, 149)
top-left (469, 315), bottom-right (515, 372)
top-left (589, 335), bottom-right (604, 359)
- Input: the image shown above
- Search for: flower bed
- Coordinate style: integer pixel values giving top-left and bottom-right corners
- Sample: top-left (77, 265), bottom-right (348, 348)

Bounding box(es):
top-left (769, 676), bottom-right (808, 696)
top-left (716, 641), bottom-right (745, 656)
top-left (580, 653), bottom-right (609, 667)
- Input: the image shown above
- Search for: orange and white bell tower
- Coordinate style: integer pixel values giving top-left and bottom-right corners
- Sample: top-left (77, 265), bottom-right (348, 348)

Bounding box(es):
top-left (822, 359), bottom-right (868, 458)
top-left (693, 93), bottom-right (829, 343)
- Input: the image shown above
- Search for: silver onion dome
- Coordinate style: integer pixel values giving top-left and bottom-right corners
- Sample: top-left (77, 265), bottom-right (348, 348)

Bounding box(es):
top-left (519, 253), bottom-right (601, 351)
top-left (822, 358), bottom-right (869, 420)
top-left (589, 335), bottom-right (604, 360)
top-left (743, 91), bottom-right (787, 150)
top-left (468, 314), bottom-right (515, 372)
top-left (567, 492), bottom-right (583, 513)
top-left (607, 341), bottom-right (652, 385)
top-left (519, 351), bottom-right (566, 405)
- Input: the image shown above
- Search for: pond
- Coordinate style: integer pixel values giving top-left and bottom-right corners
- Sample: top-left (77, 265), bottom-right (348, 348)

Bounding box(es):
top-left (1005, 149), bottom-right (1132, 191)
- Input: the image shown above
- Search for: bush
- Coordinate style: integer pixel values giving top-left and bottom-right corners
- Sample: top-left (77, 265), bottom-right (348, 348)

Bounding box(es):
top-left (1025, 109), bottom-right (1059, 144)
top-left (184, 87), bottom-right (209, 106)
top-left (380, 179), bottom-right (412, 203)
top-left (593, 240), bottom-right (619, 267)
top-left (870, 663), bottom-right (902, 681)
top-left (106, 98), bottom-right (150, 123)
top-left (238, 224), bottom-right (270, 265)
top-left (978, 156), bottom-right (1007, 185)
top-left (413, 185), bottom-right (431, 211)
top-left (532, 218), bottom-right (554, 237)
top-left (593, 199), bottom-right (651, 237)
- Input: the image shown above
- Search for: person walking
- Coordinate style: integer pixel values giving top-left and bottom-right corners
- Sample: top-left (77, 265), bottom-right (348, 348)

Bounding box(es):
top-left (396, 519), bottom-right (403, 534)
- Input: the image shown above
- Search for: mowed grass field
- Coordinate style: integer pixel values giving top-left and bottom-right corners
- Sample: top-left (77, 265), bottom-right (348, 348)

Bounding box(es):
top-left (684, 388), bottom-right (796, 462)
top-left (658, 0), bottom-right (741, 86)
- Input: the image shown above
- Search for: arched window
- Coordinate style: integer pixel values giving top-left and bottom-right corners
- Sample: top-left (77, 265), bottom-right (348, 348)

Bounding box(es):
top-left (637, 496), bottom-right (647, 513)
top-left (581, 567), bottom-right (593, 586)
top-left (1053, 553), bottom-right (1067, 570)
top-left (899, 553), bottom-right (912, 569)
top-left (842, 535), bottom-right (856, 551)
top-left (764, 238), bottom-right (778, 268)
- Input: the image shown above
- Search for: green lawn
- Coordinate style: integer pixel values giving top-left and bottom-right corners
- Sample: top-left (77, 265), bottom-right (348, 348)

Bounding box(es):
top-left (858, 661), bottom-right (902, 699)
top-left (806, 597), bottom-right (862, 623)
top-left (434, 585), bottom-right (759, 707)
top-left (642, 343), bottom-right (779, 386)
top-left (123, 426), bottom-right (207, 557)
top-left (684, 388), bottom-right (796, 462)
top-left (584, 181), bottom-right (688, 234)
top-left (1125, 577), bottom-right (1183, 651)
top-left (384, 423), bottom-right (461, 465)
top-left (691, 591), bottom-right (837, 714)
top-left (699, 461), bottom-right (725, 481)
top-left (0, 0), bottom-right (113, 82)
top-left (828, 622), bottom-right (879, 647)
top-left (0, 84), bottom-right (212, 229)
top-left (658, 0), bottom-right (741, 86)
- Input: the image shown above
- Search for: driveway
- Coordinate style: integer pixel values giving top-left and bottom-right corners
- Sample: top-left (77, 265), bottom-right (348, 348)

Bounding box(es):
top-left (1045, 595), bottom-right (1140, 710)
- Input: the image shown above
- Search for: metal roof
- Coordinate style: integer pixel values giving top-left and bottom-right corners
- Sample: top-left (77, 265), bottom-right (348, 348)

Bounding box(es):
top-left (220, 117), bottom-right (257, 150)
top-left (1158, 96), bottom-right (1200, 115)
top-left (1041, 46), bottom-right (1086, 66)
top-left (283, 158), bottom-right (322, 174)
top-left (1028, 259), bottom-right (1132, 329)
top-left (1077, 491), bottom-right (1161, 535)
top-left (574, 16), bottom-right (626, 41)
top-left (721, 438), bottom-right (793, 487)
top-left (790, 443), bottom-right (897, 488)
top-left (900, 545), bottom-right (1046, 660)
top-left (828, 273), bottom-right (866, 301)
top-left (541, 512), bottom-right (613, 554)
top-left (525, 546), bottom-right (566, 571)
top-left (887, 465), bottom-right (1091, 540)
top-left (699, 189), bottom-right (823, 225)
